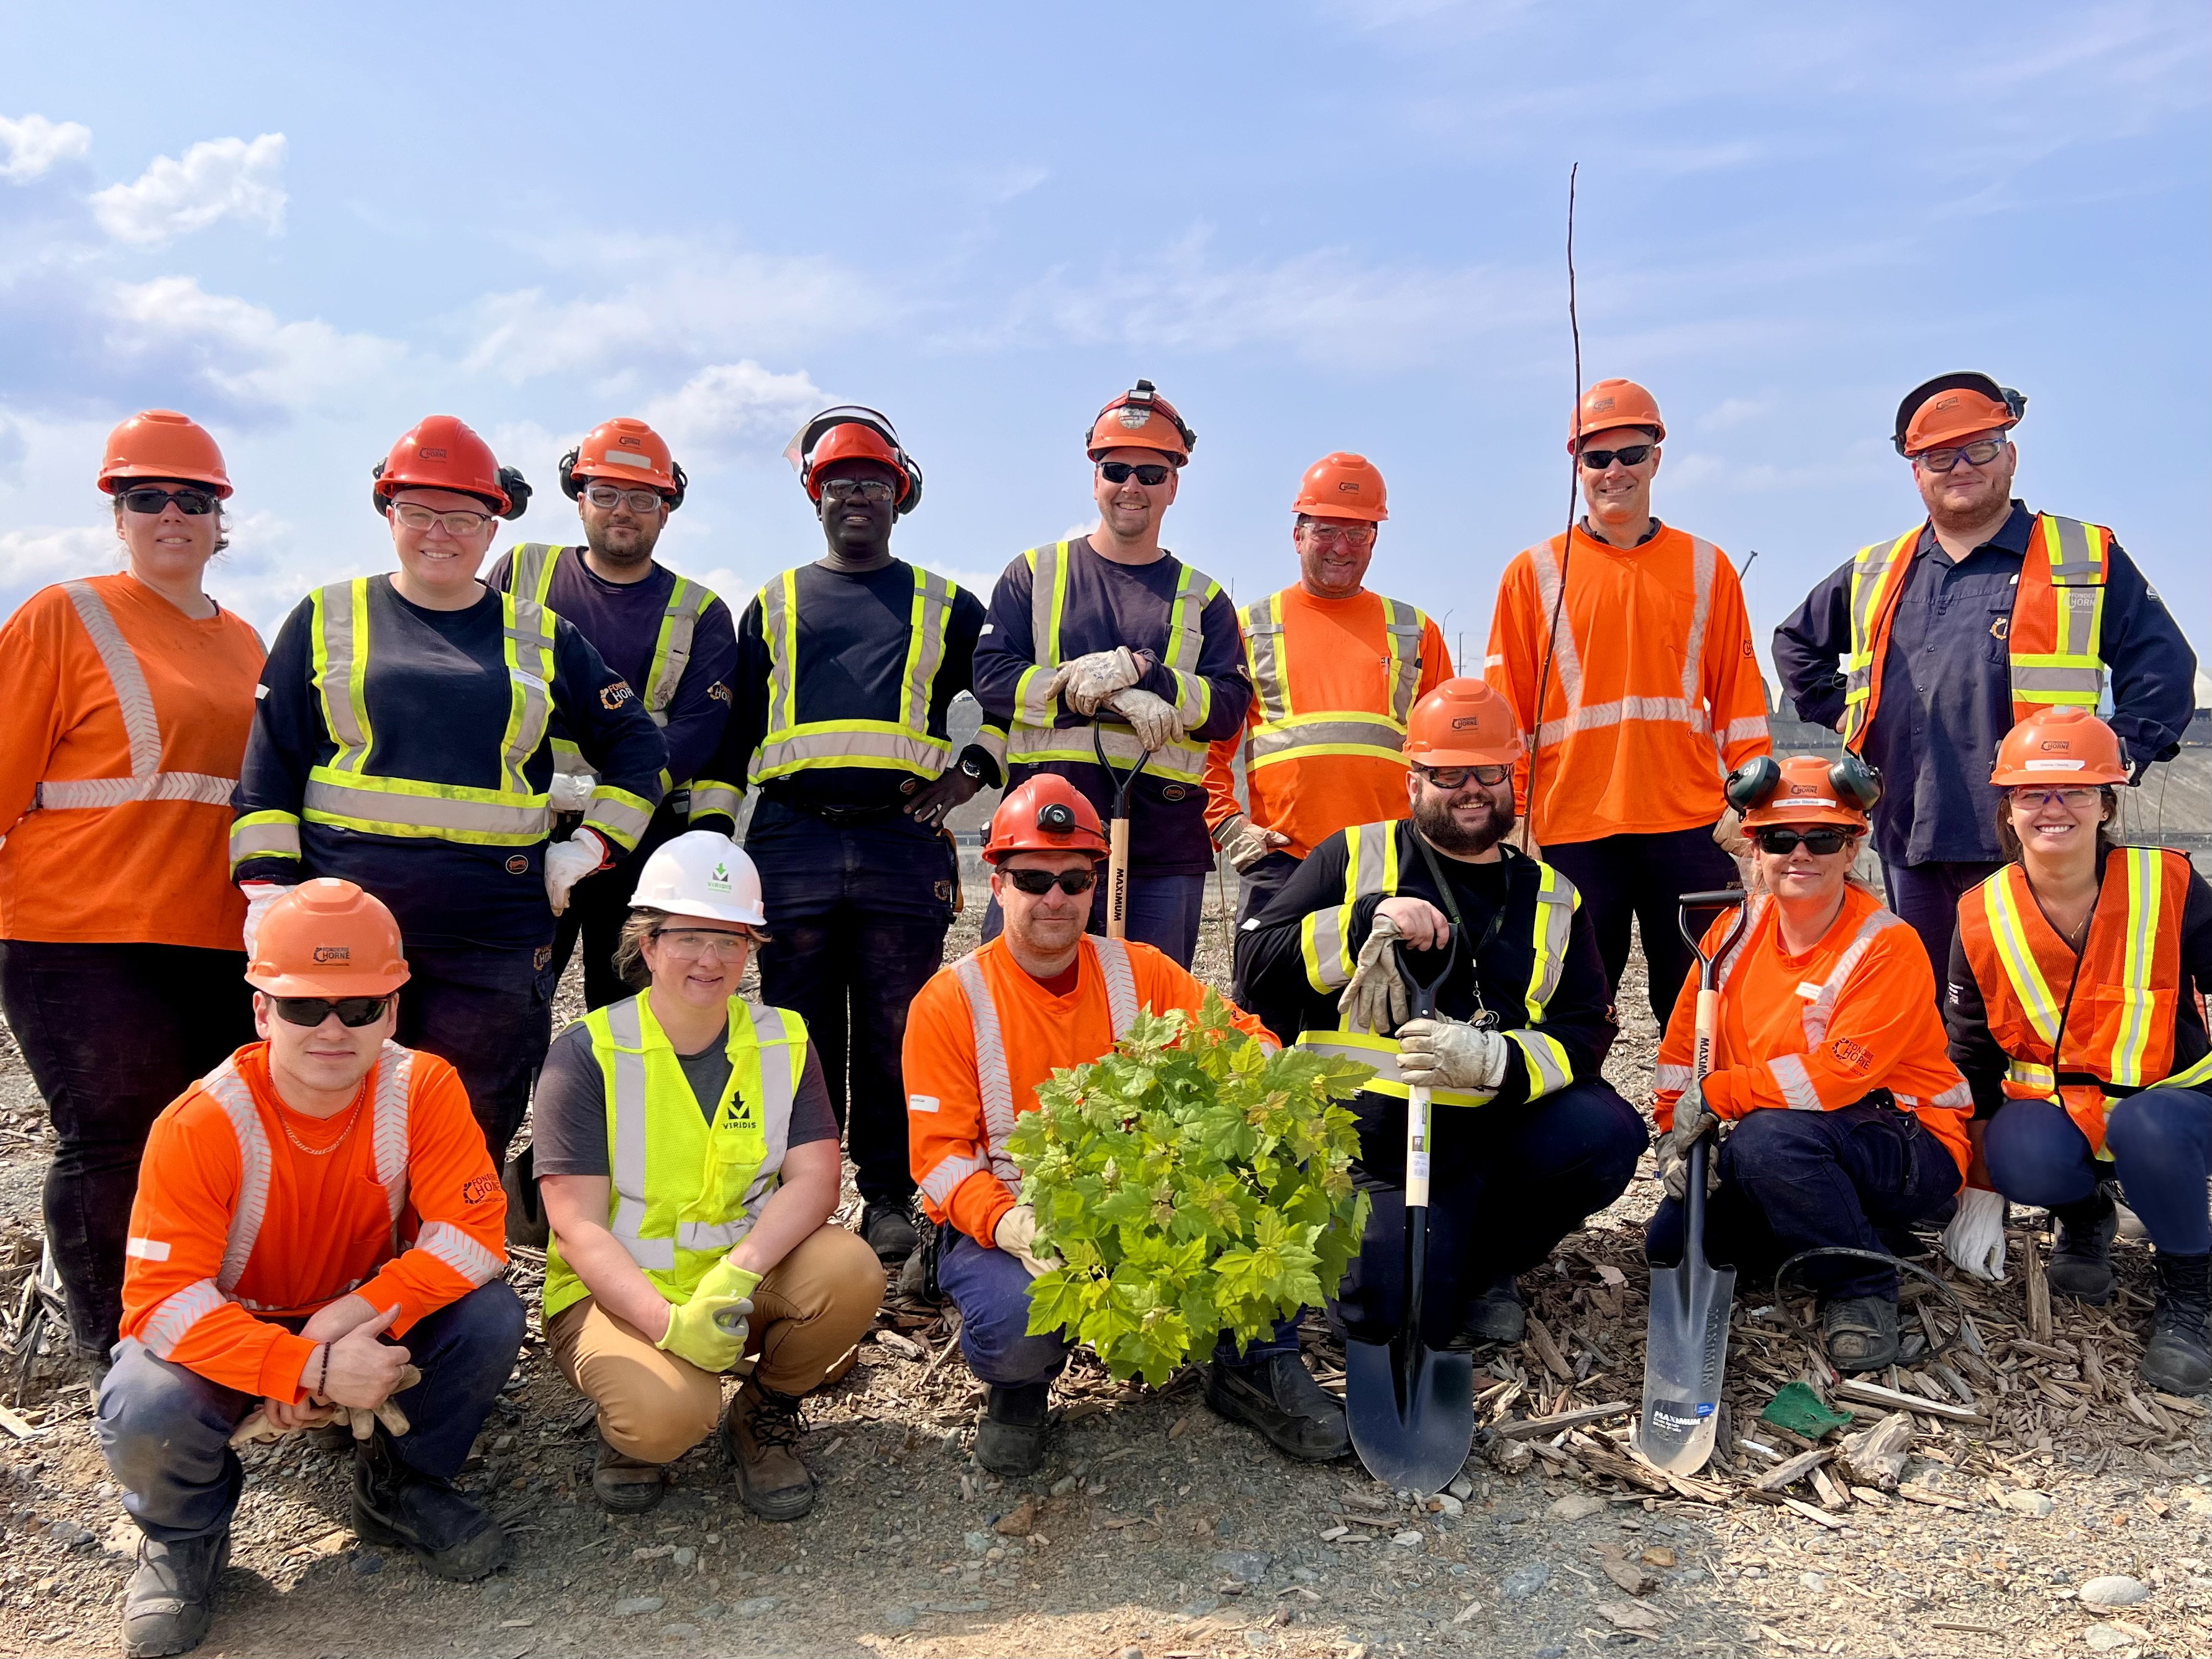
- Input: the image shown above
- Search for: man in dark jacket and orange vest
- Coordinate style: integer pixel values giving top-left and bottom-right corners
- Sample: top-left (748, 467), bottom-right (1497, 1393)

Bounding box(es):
top-left (1773, 371), bottom-right (2197, 979)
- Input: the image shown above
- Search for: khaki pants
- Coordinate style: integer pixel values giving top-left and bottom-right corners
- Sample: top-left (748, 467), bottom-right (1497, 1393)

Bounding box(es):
top-left (547, 1224), bottom-right (885, 1465)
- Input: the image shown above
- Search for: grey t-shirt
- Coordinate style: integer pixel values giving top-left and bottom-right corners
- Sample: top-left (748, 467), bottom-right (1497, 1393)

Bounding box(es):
top-left (530, 1012), bottom-right (839, 1181)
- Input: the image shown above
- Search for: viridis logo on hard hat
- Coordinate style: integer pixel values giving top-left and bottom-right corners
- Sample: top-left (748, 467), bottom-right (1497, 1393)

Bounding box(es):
top-left (709, 861), bottom-right (731, 891)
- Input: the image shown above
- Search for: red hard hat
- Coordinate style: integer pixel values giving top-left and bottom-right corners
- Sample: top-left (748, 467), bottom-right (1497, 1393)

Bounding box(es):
top-left (373, 415), bottom-right (522, 516)
top-left (1086, 380), bottom-right (1194, 464)
top-left (245, 879), bottom-right (411, 998)
top-left (1404, 679), bottom-right (1525, 770)
top-left (983, 775), bottom-right (1108, 863)
top-left (1895, 371), bottom-right (2024, 457)
top-left (1989, 707), bottom-right (2128, 788)
top-left (98, 410), bottom-right (233, 498)
top-left (1293, 452), bottom-right (1388, 522)
top-left (564, 417), bottom-right (682, 501)
top-left (1568, 378), bottom-right (1665, 452)
top-left (785, 406), bottom-right (922, 512)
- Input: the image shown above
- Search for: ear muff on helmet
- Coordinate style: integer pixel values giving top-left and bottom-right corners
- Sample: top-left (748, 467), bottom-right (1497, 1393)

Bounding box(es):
top-left (497, 467), bottom-right (531, 521)
top-left (1724, 755), bottom-right (1780, 814)
top-left (666, 461), bottom-right (687, 512)
top-left (371, 458), bottom-right (389, 517)
top-left (1725, 753), bottom-right (1884, 816)
top-left (1830, 752), bottom-right (1882, 812)
top-left (793, 406), bottom-right (923, 516)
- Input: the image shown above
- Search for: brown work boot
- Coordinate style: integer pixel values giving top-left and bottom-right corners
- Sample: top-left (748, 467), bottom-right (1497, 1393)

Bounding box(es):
top-left (591, 1432), bottom-right (667, 1514)
top-left (720, 1379), bottom-right (816, 1521)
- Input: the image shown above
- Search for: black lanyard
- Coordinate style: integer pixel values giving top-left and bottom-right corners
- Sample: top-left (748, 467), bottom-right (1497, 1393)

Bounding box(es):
top-left (1409, 830), bottom-right (1508, 1030)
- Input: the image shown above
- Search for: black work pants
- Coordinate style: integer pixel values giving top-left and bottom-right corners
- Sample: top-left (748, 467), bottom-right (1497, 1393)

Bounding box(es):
top-left (1229, 850), bottom-right (1301, 1024)
top-left (395, 944), bottom-right (554, 1171)
top-left (1879, 857), bottom-right (2003, 989)
top-left (746, 799), bottom-right (955, 1210)
top-left (1542, 824), bottom-right (1738, 1027)
top-left (1334, 1078), bottom-right (1647, 1347)
top-left (550, 799), bottom-right (691, 1011)
top-left (0, 940), bottom-right (256, 1361)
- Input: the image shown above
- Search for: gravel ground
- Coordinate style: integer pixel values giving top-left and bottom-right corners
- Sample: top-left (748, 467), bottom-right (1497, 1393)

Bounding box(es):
top-left (1, 883), bottom-right (2208, 1659)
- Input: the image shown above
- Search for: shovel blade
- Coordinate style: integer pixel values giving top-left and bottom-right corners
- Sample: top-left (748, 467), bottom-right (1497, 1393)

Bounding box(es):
top-left (1633, 1255), bottom-right (1737, 1475)
top-left (1345, 1335), bottom-right (1475, 1494)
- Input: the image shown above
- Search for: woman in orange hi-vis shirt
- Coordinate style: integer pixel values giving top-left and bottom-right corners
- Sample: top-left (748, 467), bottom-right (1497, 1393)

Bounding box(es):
top-left (0, 411), bottom-right (265, 1371)
top-left (1646, 755), bottom-right (1970, 1375)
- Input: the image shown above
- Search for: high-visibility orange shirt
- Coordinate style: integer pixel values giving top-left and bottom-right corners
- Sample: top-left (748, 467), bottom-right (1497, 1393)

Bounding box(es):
top-left (1652, 886), bottom-right (1972, 1173)
top-left (1203, 587), bottom-right (1453, 860)
top-left (0, 574), bottom-right (262, 949)
top-left (119, 1040), bottom-right (508, 1401)
top-left (1485, 525), bottom-right (1770, 847)
top-left (904, 934), bottom-right (1275, 1247)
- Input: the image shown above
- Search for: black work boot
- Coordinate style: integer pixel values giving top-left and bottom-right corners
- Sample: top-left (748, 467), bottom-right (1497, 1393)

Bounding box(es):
top-left (2142, 1252), bottom-right (2212, 1395)
top-left (1458, 1275), bottom-right (1529, 1349)
top-left (352, 1424), bottom-right (510, 1580)
top-left (1820, 1293), bottom-right (1900, 1373)
top-left (591, 1431), bottom-right (667, 1514)
top-left (2046, 1187), bottom-right (2118, 1303)
top-left (973, 1382), bottom-right (1052, 1476)
top-left (1204, 1350), bottom-right (1350, 1461)
top-left (121, 1529), bottom-right (227, 1658)
top-left (721, 1380), bottom-right (817, 1521)
top-left (861, 1202), bottom-right (921, 1266)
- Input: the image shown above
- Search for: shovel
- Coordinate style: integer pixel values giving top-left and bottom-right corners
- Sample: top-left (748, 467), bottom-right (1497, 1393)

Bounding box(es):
top-left (1093, 721), bottom-right (1152, 941)
top-left (1634, 887), bottom-right (1750, 1476)
top-left (1348, 937), bottom-right (1474, 1493)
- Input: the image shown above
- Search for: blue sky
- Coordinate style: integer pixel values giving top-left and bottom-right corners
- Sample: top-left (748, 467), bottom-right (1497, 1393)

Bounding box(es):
top-left (3, 2), bottom-right (2206, 699)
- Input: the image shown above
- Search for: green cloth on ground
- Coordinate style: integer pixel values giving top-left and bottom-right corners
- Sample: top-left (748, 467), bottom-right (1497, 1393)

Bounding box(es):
top-left (1760, 1381), bottom-right (1855, 1440)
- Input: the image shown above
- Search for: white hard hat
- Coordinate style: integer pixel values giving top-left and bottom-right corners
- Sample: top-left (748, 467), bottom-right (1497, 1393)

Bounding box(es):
top-left (628, 831), bottom-right (766, 925)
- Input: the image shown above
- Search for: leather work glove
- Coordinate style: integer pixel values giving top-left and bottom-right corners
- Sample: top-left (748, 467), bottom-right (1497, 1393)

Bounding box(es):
top-left (1395, 1017), bottom-right (1509, 1094)
top-left (1106, 686), bottom-right (1182, 752)
top-left (1340, 910), bottom-right (1410, 1035)
top-left (1712, 806), bottom-right (1762, 891)
top-left (657, 1258), bottom-right (763, 1373)
top-left (229, 1365), bottom-right (423, 1447)
top-left (1214, 812), bottom-right (1292, 873)
top-left (547, 770), bottom-right (596, 814)
top-left (1048, 647), bottom-right (1142, 717)
top-left (993, 1203), bottom-right (1062, 1279)
top-left (1658, 1086), bottom-right (1723, 1203)
top-left (544, 829), bottom-right (608, 917)
top-left (240, 882), bottom-right (291, 957)
top-left (1941, 1185), bottom-right (2008, 1283)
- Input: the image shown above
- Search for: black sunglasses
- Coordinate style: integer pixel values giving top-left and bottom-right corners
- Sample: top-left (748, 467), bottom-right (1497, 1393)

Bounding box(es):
top-left (118, 486), bottom-right (218, 516)
top-left (1002, 868), bottom-right (1098, 896)
top-left (271, 994), bottom-right (391, 1028)
top-left (1577, 444), bottom-right (1654, 471)
top-left (1753, 827), bottom-right (1854, 856)
top-left (1098, 461), bottom-right (1173, 486)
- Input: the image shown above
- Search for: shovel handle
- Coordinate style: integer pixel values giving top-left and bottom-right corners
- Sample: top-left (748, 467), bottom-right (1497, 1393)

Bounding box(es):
top-left (1106, 819), bottom-right (1131, 940)
top-left (1405, 1085), bottom-right (1433, 1208)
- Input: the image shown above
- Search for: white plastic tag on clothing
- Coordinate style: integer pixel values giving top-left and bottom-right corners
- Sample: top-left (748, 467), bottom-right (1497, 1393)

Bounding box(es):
top-left (125, 1236), bottom-right (171, 1261)
top-left (255, 683), bottom-right (270, 699)
top-left (980, 622), bottom-right (994, 635)
top-left (1796, 981), bottom-right (1823, 1001)
top-left (908, 1094), bottom-right (940, 1114)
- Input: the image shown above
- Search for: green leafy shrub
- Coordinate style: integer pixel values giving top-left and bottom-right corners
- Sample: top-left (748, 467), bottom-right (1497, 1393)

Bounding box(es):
top-left (1006, 991), bottom-right (1374, 1385)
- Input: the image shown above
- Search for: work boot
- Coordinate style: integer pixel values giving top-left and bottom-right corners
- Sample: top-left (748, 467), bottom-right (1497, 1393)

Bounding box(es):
top-left (120, 1529), bottom-right (227, 1658)
top-left (1820, 1293), bottom-right (1899, 1373)
top-left (1203, 1350), bottom-right (1350, 1461)
top-left (2046, 1188), bottom-right (2118, 1304)
top-left (351, 1424), bottom-right (511, 1581)
top-left (721, 1380), bottom-right (816, 1521)
top-left (861, 1202), bottom-right (921, 1266)
top-left (1457, 1275), bottom-right (1528, 1349)
top-left (973, 1381), bottom-right (1052, 1477)
top-left (2141, 1252), bottom-right (2212, 1396)
top-left (591, 1432), bottom-right (667, 1514)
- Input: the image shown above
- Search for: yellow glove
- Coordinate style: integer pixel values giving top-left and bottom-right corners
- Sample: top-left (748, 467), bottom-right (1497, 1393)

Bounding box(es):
top-left (656, 1260), bottom-right (762, 1373)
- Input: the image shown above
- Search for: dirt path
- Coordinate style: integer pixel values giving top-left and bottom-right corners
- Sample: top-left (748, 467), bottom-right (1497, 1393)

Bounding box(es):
top-left (2, 894), bottom-right (2209, 1658)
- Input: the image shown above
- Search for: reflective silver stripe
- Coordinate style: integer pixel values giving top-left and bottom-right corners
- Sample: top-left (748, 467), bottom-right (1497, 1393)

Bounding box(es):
top-left (414, 1220), bottom-right (501, 1286)
top-left (2044, 516), bottom-right (2105, 582)
top-left (954, 953), bottom-right (1024, 1193)
top-left (645, 577), bottom-right (710, 715)
top-left (36, 772), bottom-right (235, 809)
top-left (972, 724), bottom-right (1008, 768)
top-left (606, 999), bottom-right (653, 1247)
top-left (1721, 714), bottom-right (1769, 748)
top-left (1929, 1079), bottom-right (1972, 1110)
top-left (1006, 724), bottom-right (1205, 781)
top-left (2011, 665), bottom-right (2105, 695)
top-left (142, 1279), bottom-right (226, 1358)
top-left (1242, 598), bottom-right (1285, 723)
top-left (1654, 1062), bottom-right (1694, 1093)
top-left (1768, 1052), bottom-right (1823, 1111)
top-left (1526, 538), bottom-right (1585, 729)
top-left (1526, 538), bottom-right (1723, 752)
top-left (755, 728), bottom-right (954, 773)
top-left (1381, 600), bottom-right (1426, 724)
top-left (1248, 716), bottom-right (1409, 763)
top-left (1713, 896), bottom-right (1768, 996)
top-left (1535, 694), bottom-right (1713, 750)
top-left (904, 569), bottom-right (955, 733)
top-left (199, 1060), bottom-right (270, 1294)
top-left (1525, 866), bottom-right (1578, 1017)
top-left (1026, 543), bottom-right (1063, 709)
top-left (688, 781), bottom-right (742, 822)
top-left (756, 564), bottom-right (955, 778)
top-left (312, 581), bottom-right (372, 770)
top-left (1095, 937), bottom-right (1138, 1039)
top-left (1302, 820), bottom-right (1395, 994)
top-left (622, 1234), bottom-right (678, 1271)
top-left (229, 814), bottom-right (301, 864)
top-left (584, 788), bottom-right (654, 850)
top-left (498, 596), bottom-right (557, 794)
top-left (506, 543), bottom-right (562, 606)
top-left (1507, 1029), bottom-right (1572, 1099)
top-left (371, 1043), bottom-right (413, 1226)
top-left (1679, 535), bottom-right (1715, 730)
top-left (735, 1003), bottom-right (798, 1227)
top-left (303, 776), bottom-right (551, 839)
top-left (1800, 908), bottom-right (1904, 1047)
top-left (921, 1152), bottom-right (989, 1205)
top-left (1291, 1031), bottom-right (1489, 1107)
top-left (1160, 563), bottom-right (1214, 729)
top-left (678, 1219), bottom-right (748, 1252)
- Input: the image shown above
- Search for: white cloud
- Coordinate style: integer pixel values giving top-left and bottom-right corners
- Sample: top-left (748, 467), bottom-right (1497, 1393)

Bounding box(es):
top-left (0, 114), bottom-right (91, 183)
top-left (91, 134), bottom-right (286, 245)
top-left (102, 276), bottom-right (401, 416)
top-left (640, 361), bottom-right (824, 459)
top-left (0, 525), bottom-right (114, 608)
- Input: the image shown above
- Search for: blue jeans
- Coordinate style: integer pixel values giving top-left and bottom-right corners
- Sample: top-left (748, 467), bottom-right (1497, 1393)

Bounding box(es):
top-left (398, 946), bottom-right (555, 1170)
top-left (1647, 1101), bottom-right (1962, 1301)
top-left (1879, 857), bottom-right (2003, 988)
top-left (981, 870), bottom-right (1209, 970)
top-left (96, 1282), bottom-right (525, 1544)
top-left (1983, 1088), bottom-right (2212, 1256)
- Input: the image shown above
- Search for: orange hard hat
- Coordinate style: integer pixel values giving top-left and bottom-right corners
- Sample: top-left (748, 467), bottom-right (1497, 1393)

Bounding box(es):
top-left (373, 415), bottom-right (530, 519)
top-left (1729, 754), bottom-right (1879, 830)
top-left (785, 406), bottom-right (922, 513)
top-left (98, 409), bottom-right (232, 498)
top-left (1569, 378), bottom-right (1665, 453)
top-left (1086, 380), bottom-right (1195, 464)
top-left (245, 879), bottom-right (411, 998)
top-left (1894, 371), bottom-right (2025, 457)
top-left (562, 417), bottom-right (684, 504)
top-left (1293, 452), bottom-right (1388, 523)
top-left (1988, 707), bottom-right (2128, 788)
top-left (1404, 679), bottom-right (1525, 770)
top-left (983, 774), bottom-right (1108, 863)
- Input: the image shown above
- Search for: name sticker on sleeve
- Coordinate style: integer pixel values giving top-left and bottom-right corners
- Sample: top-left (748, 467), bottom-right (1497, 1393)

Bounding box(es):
top-left (1795, 981), bottom-right (1824, 1001)
top-left (908, 1094), bottom-right (940, 1114)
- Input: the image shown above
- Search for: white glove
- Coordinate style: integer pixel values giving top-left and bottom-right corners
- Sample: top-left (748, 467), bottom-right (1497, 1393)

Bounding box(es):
top-left (547, 771), bottom-right (596, 814)
top-left (1396, 1017), bottom-right (1508, 1093)
top-left (1107, 686), bottom-right (1182, 752)
top-left (1658, 1088), bottom-right (1723, 1202)
top-left (1216, 812), bottom-right (1292, 873)
top-left (1340, 910), bottom-right (1409, 1035)
top-left (241, 882), bottom-right (291, 957)
top-left (1048, 647), bottom-right (1142, 717)
top-left (544, 829), bottom-right (607, 916)
top-left (1942, 1185), bottom-right (2008, 1283)
top-left (993, 1204), bottom-right (1062, 1279)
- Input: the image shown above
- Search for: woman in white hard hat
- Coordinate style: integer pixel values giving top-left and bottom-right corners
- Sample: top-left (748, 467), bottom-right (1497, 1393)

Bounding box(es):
top-left (531, 831), bottom-right (884, 1518)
